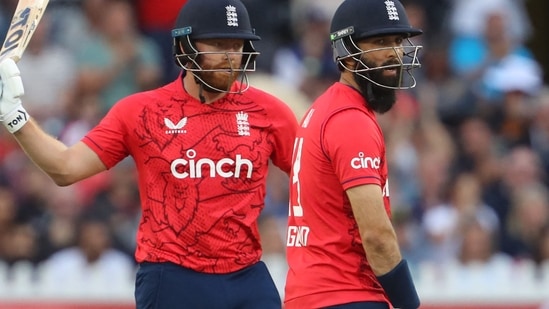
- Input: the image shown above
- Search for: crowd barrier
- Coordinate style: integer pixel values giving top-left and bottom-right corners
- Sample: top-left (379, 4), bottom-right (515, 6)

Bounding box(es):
top-left (0, 260), bottom-right (548, 309)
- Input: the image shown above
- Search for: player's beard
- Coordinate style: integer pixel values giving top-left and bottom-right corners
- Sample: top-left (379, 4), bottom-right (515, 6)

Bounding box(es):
top-left (354, 58), bottom-right (400, 114)
top-left (194, 65), bottom-right (240, 93)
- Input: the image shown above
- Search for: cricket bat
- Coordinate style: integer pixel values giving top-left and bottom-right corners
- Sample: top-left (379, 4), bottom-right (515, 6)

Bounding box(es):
top-left (0, 0), bottom-right (50, 63)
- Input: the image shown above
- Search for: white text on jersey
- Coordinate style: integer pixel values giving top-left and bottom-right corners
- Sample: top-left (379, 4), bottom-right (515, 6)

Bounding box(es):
top-left (170, 149), bottom-right (253, 179)
top-left (287, 225), bottom-right (310, 247)
top-left (351, 152), bottom-right (381, 169)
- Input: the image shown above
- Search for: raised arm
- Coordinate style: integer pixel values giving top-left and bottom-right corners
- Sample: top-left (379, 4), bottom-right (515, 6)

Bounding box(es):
top-left (0, 59), bottom-right (107, 186)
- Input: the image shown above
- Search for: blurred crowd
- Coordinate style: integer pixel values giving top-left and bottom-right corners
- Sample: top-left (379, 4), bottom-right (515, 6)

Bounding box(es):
top-left (0, 0), bottom-right (548, 299)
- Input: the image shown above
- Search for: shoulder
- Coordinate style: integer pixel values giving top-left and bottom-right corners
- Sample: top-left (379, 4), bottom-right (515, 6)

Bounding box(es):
top-left (314, 84), bottom-right (375, 125)
top-left (243, 86), bottom-right (298, 119)
top-left (321, 107), bottom-right (378, 137)
top-left (111, 87), bottom-right (164, 109)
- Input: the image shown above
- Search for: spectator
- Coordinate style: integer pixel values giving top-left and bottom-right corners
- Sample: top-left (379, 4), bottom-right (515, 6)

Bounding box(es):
top-left (422, 172), bottom-right (500, 264)
top-left (88, 159), bottom-right (140, 258)
top-left (440, 217), bottom-right (513, 295)
top-left (483, 146), bottom-right (546, 232)
top-left (242, 0), bottom-right (293, 72)
top-left (528, 88), bottom-right (549, 179)
top-left (135, 0), bottom-right (186, 83)
top-left (503, 183), bottom-right (549, 259)
top-left (32, 185), bottom-right (85, 263)
top-left (448, 0), bottom-right (533, 77)
top-left (271, 2), bottom-right (339, 101)
top-left (40, 213), bottom-right (135, 287)
top-left (17, 13), bottom-right (77, 136)
top-left (258, 214), bottom-right (287, 300)
top-left (74, 0), bottom-right (162, 115)
top-left (457, 217), bottom-right (509, 266)
top-left (50, 0), bottom-right (109, 53)
top-left (452, 117), bottom-right (503, 186)
top-left (0, 187), bottom-right (18, 263)
top-left (533, 224), bottom-right (549, 266)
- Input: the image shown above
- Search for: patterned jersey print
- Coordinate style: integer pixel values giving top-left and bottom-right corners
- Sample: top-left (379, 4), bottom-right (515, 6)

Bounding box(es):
top-left (83, 78), bottom-right (297, 273)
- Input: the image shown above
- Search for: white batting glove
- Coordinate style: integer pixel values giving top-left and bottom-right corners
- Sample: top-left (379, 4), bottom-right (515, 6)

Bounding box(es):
top-left (0, 58), bottom-right (28, 133)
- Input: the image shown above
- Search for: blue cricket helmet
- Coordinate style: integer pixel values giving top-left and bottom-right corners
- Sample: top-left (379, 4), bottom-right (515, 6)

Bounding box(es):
top-left (172, 0), bottom-right (260, 41)
top-left (329, 0), bottom-right (423, 90)
top-left (330, 0), bottom-right (422, 43)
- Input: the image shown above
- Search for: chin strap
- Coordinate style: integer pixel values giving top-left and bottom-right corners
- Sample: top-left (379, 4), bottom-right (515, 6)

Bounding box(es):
top-left (364, 80), bottom-right (375, 103)
top-left (192, 74), bottom-right (206, 103)
top-left (198, 83), bottom-right (206, 103)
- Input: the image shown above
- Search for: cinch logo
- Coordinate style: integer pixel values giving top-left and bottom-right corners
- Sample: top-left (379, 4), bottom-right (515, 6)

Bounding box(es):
top-left (351, 152), bottom-right (381, 169)
top-left (164, 117), bottom-right (187, 134)
top-left (170, 149), bottom-right (253, 179)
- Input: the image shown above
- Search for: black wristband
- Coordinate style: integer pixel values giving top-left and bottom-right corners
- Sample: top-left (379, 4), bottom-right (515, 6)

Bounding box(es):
top-left (376, 259), bottom-right (420, 309)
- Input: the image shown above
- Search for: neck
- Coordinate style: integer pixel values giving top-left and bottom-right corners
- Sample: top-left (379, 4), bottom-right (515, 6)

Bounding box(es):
top-left (339, 71), bottom-right (359, 91)
top-left (182, 72), bottom-right (226, 104)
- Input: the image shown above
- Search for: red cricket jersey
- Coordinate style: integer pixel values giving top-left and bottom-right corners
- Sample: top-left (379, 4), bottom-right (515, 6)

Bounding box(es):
top-left (82, 76), bottom-right (298, 273)
top-left (284, 82), bottom-right (391, 308)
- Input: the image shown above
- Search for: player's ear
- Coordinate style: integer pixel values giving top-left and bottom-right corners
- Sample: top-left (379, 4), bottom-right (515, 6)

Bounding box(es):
top-left (341, 57), bottom-right (357, 70)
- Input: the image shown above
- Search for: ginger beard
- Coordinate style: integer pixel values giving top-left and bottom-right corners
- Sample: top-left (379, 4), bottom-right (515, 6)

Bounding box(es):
top-left (355, 57), bottom-right (402, 114)
top-left (194, 55), bottom-right (242, 92)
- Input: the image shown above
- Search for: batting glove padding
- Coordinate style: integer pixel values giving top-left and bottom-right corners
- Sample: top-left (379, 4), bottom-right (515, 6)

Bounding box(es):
top-left (0, 58), bottom-right (28, 133)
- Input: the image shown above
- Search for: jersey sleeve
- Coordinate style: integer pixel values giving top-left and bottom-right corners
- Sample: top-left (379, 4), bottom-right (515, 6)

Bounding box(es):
top-left (82, 102), bottom-right (130, 169)
top-left (322, 108), bottom-right (384, 190)
top-left (269, 98), bottom-right (300, 175)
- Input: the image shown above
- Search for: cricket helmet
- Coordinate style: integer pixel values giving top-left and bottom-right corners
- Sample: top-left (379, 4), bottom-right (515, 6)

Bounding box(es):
top-left (330, 0), bottom-right (423, 89)
top-left (172, 0), bottom-right (260, 78)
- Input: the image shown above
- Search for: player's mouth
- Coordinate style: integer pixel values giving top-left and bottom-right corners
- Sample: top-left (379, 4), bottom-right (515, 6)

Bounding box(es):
top-left (216, 68), bottom-right (236, 74)
top-left (383, 68), bottom-right (398, 76)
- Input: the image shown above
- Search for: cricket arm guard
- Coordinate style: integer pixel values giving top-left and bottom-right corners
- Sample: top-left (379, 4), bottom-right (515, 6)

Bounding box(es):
top-left (376, 259), bottom-right (420, 309)
top-left (0, 58), bottom-right (28, 133)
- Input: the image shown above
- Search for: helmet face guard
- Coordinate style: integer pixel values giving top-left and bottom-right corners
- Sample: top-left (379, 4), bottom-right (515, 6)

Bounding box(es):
top-left (172, 0), bottom-right (261, 94)
top-left (332, 32), bottom-right (422, 90)
top-left (330, 0), bottom-right (423, 90)
top-left (173, 30), bottom-right (259, 93)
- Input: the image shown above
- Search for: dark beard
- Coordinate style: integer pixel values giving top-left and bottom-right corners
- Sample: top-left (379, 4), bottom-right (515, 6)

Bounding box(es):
top-left (354, 59), bottom-right (400, 114)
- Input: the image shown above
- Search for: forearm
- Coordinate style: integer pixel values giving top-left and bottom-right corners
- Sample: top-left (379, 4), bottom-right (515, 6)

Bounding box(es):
top-left (13, 119), bottom-right (73, 184)
top-left (347, 184), bottom-right (420, 308)
top-left (362, 231), bottom-right (419, 308)
top-left (362, 230), bottom-right (402, 276)
top-left (1, 58), bottom-right (106, 186)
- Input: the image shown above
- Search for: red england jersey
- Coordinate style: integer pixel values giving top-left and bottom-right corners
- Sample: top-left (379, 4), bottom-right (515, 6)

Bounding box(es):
top-left (82, 76), bottom-right (298, 273)
top-left (284, 82), bottom-right (391, 308)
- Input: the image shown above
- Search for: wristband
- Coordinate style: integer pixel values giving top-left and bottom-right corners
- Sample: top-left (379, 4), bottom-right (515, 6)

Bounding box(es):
top-left (3, 104), bottom-right (29, 133)
top-left (376, 259), bottom-right (420, 309)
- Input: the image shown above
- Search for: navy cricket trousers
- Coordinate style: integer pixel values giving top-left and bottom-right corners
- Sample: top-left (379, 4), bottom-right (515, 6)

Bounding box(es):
top-left (135, 261), bottom-right (281, 309)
